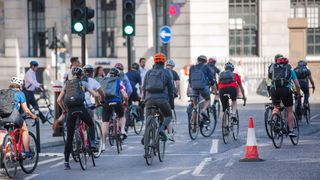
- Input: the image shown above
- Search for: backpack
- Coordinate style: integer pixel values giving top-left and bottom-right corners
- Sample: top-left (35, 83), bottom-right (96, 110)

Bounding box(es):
top-left (219, 70), bottom-right (235, 84)
top-left (294, 66), bottom-right (309, 79)
top-left (101, 76), bottom-right (121, 99)
top-left (270, 64), bottom-right (292, 87)
top-left (167, 69), bottom-right (178, 97)
top-left (0, 89), bottom-right (16, 118)
top-left (145, 69), bottom-right (166, 93)
top-left (190, 65), bottom-right (207, 90)
top-left (63, 79), bottom-right (85, 108)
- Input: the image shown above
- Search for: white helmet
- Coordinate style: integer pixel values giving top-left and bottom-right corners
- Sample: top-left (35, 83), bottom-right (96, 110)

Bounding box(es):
top-left (166, 59), bottom-right (175, 67)
top-left (10, 77), bottom-right (23, 86)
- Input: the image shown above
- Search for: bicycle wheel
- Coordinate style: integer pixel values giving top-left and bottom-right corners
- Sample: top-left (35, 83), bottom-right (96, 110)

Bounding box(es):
top-left (114, 120), bottom-right (121, 154)
top-left (222, 112), bottom-right (230, 144)
top-left (290, 113), bottom-right (299, 145)
top-left (157, 131), bottom-right (166, 162)
top-left (76, 130), bottom-right (87, 171)
top-left (214, 100), bottom-right (221, 120)
top-left (45, 108), bottom-right (54, 125)
top-left (270, 113), bottom-right (284, 149)
top-left (144, 120), bottom-right (155, 166)
top-left (93, 122), bottom-right (103, 158)
top-left (133, 115), bottom-right (144, 135)
top-left (2, 134), bottom-right (17, 178)
top-left (232, 110), bottom-right (240, 140)
top-left (108, 123), bottom-right (115, 146)
top-left (304, 104), bottom-right (310, 124)
top-left (188, 110), bottom-right (199, 140)
top-left (264, 106), bottom-right (273, 139)
top-left (20, 132), bottom-right (39, 174)
top-left (200, 107), bottom-right (216, 137)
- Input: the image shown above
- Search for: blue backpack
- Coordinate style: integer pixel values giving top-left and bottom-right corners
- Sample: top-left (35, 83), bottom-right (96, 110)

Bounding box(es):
top-left (190, 65), bottom-right (207, 90)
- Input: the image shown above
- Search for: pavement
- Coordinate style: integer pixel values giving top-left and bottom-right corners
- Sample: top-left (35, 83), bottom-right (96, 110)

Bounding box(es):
top-left (2, 102), bottom-right (320, 180)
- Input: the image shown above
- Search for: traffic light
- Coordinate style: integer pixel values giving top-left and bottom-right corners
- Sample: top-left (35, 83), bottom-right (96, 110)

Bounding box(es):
top-left (71, 0), bottom-right (94, 35)
top-left (122, 0), bottom-right (135, 36)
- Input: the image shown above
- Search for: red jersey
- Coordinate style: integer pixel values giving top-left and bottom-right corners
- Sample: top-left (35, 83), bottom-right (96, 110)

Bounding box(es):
top-left (218, 73), bottom-right (242, 90)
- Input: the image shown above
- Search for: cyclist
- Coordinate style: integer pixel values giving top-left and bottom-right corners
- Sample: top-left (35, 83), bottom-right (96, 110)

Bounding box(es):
top-left (114, 63), bottom-right (133, 98)
top-left (64, 57), bottom-right (81, 81)
top-left (126, 63), bottom-right (142, 106)
top-left (207, 57), bottom-right (221, 81)
top-left (189, 55), bottom-right (215, 129)
top-left (268, 57), bottom-right (301, 137)
top-left (294, 60), bottom-right (315, 110)
top-left (57, 67), bottom-right (100, 170)
top-left (101, 68), bottom-right (128, 141)
top-left (0, 77), bottom-right (38, 158)
top-left (23, 60), bottom-right (46, 124)
top-left (218, 62), bottom-right (246, 122)
top-left (141, 53), bottom-right (174, 142)
top-left (267, 54), bottom-right (284, 96)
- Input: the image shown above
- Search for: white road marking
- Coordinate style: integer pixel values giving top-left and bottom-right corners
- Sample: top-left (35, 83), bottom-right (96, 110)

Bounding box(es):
top-left (210, 139), bottom-right (219, 154)
top-left (212, 173), bottom-right (224, 180)
top-left (311, 114), bottom-right (320, 120)
top-left (22, 157), bottom-right (64, 169)
top-left (164, 170), bottom-right (191, 180)
top-left (50, 160), bottom-right (65, 168)
top-left (39, 153), bottom-right (64, 157)
top-left (100, 153), bottom-right (209, 157)
top-left (192, 157), bottom-right (212, 176)
top-left (225, 159), bottom-right (234, 167)
top-left (192, 142), bottom-right (198, 146)
top-left (23, 173), bottom-right (39, 180)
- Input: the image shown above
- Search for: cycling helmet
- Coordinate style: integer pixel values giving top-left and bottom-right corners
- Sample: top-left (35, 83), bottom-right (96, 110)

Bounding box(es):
top-left (83, 64), bottom-right (94, 73)
top-left (10, 77), bottom-right (23, 86)
top-left (208, 58), bottom-right (217, 63)
top-left (298, 60), bottom-right (307, 67)
top-left (154, 53), bottom-right (166, 63)
top-left (114, 63), bottom-right (124, 71)
top-left (166, 59), bottom-right (175, 67)
top-left (131, 63), bottom-right (139, 70)
top-left (71, 67), bottom-right (84, 76)
top-left (274, 54), bottom-right (283, 62)
top-left (197, 55), bottom-right (207, 63)
top-left (224, 62), bottom-right (234, 72)
top-left (109, 67), bottom-right (121, 77)
top-left (276, 57), bottom-right (289, 64)
top-left (30, 60), bottom-right (39, 67)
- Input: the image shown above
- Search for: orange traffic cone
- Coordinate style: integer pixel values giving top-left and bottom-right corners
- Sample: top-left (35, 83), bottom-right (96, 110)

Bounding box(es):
top-left (240, 116), bottom-right (264, 162)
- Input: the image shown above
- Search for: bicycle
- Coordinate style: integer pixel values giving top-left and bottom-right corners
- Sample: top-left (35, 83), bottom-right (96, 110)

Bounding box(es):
top-left (107, 102), bottom-right (123, 154)
top-left (188, 96), bottom-right (217, 140)
top-left (221, 94), bottom-right (246, 144)
top-left (35, 88), bottom-right (54, 125)
top-left (126, 102), bottom-right (144, 135)
top-left (0, 119), bottom-right (39, 178)
top-left (295, 95), bottom-right (310, 124)
top-left (264, 103), bottom-right (273, 139)
top-left (270, 106), bottom-right (299, 148)
top-left (70, 111), bottom-right (96, 171)
top-left (143, 106), bottom-right (166, 166)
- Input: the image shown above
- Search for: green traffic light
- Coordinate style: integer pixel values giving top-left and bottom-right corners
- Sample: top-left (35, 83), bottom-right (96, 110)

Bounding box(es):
top-left (124, 25), bottom-right (134, 35)
top-left (73, 22), bottom-right (84, 33)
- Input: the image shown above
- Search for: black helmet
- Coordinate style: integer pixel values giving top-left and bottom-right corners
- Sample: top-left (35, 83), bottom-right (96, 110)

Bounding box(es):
top-left (83, 64), bottom-right (94, 73)
top-left (71, 67), bottom-right (84, 76)
top-left (131, 63), bottom-right (139, 70)
top-left (197, 55), bottom-right (207, 63)
top-left (298, 60), bottom-right (307, 67)
top-left (224, 62), bottom-right (234, 72)
top-left (109, 67), bottom-right (120, 77)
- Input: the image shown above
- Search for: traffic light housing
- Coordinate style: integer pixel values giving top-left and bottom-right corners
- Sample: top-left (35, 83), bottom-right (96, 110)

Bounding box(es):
top-left (71, 0), bottom-right (94, 35)
top-left (122, 0), bottom-right (135, 36)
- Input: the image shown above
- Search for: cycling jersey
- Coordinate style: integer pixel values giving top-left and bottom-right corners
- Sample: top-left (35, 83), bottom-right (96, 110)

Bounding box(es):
top-left (218, 73), bottom-right (242, 90)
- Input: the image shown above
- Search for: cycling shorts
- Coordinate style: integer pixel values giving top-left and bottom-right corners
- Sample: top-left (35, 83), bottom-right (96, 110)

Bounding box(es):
top-left (102, 102), bottom-right (124, 122)
top-left (270, 87), bottom-right (293, 107)
top-left (219, 86), bottom-right (237, 112)
top-left (190, 86), bottom-right (210, 100)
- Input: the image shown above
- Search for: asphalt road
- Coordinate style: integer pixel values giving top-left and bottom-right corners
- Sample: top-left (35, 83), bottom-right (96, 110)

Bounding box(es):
top-left (2, 103), bottom-right (320, 180)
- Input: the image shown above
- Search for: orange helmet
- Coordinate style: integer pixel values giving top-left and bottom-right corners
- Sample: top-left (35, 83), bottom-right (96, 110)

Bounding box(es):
top-left (153, 53), bottom-right (166, 63)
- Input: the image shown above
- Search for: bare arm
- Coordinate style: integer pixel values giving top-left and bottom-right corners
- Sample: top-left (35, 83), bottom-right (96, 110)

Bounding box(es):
top-left (96, 88), bottom-right (105, 103)
top-left (88, 88), bottom-right (100, 99)
top-left (21, 102), bottom-right (37, 119)
top-left (293, 79), bottom-right (301, 96)
top-left (308, 75), bottom-right (315, 93)
top-left (57, 91), bottom-right (67, 113)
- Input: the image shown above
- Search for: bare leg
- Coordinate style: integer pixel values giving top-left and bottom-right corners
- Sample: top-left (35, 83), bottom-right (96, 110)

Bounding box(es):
top-left (286, 106), bottom-right (294, 130)
top-left (231, 101), bottom-right (237, 115)
top-left (21, 122), bottom-right (30, 151)
top-left (101, 122), bottom-right (108, 144)
top-left (119, 116), bottom-right (126, 134)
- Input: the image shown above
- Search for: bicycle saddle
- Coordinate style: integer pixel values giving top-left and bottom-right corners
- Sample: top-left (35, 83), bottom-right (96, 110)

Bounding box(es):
top-left (223, 94), bottom-right (231, 98)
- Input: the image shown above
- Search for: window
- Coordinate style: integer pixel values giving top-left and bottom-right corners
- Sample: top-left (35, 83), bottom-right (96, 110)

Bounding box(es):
top-left (291, 0), bottom-right (320, 55)
top-left (96, 0), bottom-right (116, 57)
top-left (28, 0), bottom-right (46, 57)
top-left (229, 0), bottom-right (258, 56)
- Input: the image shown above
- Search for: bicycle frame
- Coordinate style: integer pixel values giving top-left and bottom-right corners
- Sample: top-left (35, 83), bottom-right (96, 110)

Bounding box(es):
top-left (5, 127), bottom-right (25, 161)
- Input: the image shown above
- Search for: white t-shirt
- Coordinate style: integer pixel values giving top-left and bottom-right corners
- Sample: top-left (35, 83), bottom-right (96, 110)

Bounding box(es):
top-left (85, 77), bottom-right (101, 107)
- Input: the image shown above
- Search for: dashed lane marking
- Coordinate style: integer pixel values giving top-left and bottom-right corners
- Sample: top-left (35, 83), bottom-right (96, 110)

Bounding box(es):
top-left (23, 173), bottom-right (39, 180)
top-left (210, 139), bottom-right (219, 154)
top-left (100, 153), bottom-right (209, 157)
top-left (39, 153), bottom-right (64, 157)
top-left (192, 157), bottom-right (212, 176)
top-left (311, 114), bottom-right (320, 120)
top-left (212, 173), bottom-right (224, 180)
top-left (225, 159), bottom-right (234, 167)
top-left (164, 170), bottom-right (191, 180)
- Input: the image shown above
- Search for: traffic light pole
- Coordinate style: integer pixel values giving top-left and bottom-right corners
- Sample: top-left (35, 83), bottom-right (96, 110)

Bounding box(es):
top-left (81, 35), bottom-right (86, 66)
top-left (127, 36), bottom-right (132, 71)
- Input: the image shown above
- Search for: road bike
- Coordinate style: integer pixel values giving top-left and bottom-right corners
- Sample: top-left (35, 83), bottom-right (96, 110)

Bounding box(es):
top-left (0, 118), bottom-right (39, 178)
top-left (270, 106), bottom-right (299, 149)
top-left (264, 103), bottom-right (273, 139)
top-left (108, 102), bottom-right (123, 154)
top-left (126, 103), bottom-right (144, 135)
top-left (221, 94), bottom-right (246, 144)
top-left (143, 106), bottom-right (166, 166)
top-left (35, 88), bottom-right (54, 125)
top-left (188, 95), bottom-right (217, 140)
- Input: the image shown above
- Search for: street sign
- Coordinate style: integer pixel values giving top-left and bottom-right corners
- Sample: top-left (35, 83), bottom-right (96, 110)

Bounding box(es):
top-left (159, 26), bottom-right (172, 43)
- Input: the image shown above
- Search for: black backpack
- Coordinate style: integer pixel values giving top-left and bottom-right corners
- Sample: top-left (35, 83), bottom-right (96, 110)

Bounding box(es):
top-left (219, 70), bottom-right (235, 84)
top-left (63, 79), bottom-right (85, 108)
top-left (145, 68), bottom-right (166, 93)
top-left (0, 89), bottom-right (16, 118)
top-left (270, 64), bottom-right (292, 87)
top-left (101, 76), bottom-right (121, 99)
top-left (190, 65), bottom-right (207, 90)
top-left (167, 69), bottom-right (178, 97)
top-left (294, 66), bottom-right (309, 79)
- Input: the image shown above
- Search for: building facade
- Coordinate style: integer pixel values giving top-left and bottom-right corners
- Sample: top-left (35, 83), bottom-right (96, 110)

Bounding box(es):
top-left (0, 0), bottom-right (319, 95)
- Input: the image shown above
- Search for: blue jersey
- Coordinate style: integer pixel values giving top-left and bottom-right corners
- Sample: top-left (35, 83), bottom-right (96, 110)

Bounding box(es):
top-left (14, 90), bottom-right (26, 111)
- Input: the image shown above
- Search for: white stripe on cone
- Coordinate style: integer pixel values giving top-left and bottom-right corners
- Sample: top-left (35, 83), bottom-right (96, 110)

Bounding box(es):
top-left (246, 128), bottom-right (257, 146)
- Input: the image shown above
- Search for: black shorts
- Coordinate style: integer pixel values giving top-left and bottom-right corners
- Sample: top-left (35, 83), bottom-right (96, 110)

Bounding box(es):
top-left (219, 86), bottom-right (237, 112)
top-left (102, 102), bottom-right (124, 122)
top-left (270, 87), bottom-right (293, 107)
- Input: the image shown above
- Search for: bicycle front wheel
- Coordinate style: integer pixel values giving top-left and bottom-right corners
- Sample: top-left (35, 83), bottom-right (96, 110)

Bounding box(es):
top-left (133, 115), bottom-right (144, 135)
top-left (264, 107), bottom-right (273, 139)
top-left (20, 132), bottom-right (39, 174)
top-left (188, 110), bottom-right (199, 140)
top-left (200, 107), bottom-right (216, 138)
top-left (232, 110), bottom-right (240, 140)
top-left (2, 134), bottom-right (17, 178)
top-left (270, 113), bottom-right (284, 149)
top-left (93, 122), bottom-right (103, 158)
top-left (290, 113), bottom-right (299, 145)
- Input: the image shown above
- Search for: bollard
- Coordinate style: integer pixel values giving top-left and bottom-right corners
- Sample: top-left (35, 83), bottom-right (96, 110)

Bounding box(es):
top-left (52, 80), bottom-right (64, 136)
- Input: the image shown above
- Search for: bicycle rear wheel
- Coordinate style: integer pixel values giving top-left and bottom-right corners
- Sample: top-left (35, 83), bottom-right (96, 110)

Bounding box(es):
top-left (20, 132), bottom-right (39, 174)
top-left (133, 115), bottom-right (144, 135)
top-left (290, 113), bottom-right (299, 145)
top-left (304, 105), bottom-right (310, 124)
top-left (222, 112), bottom-right (230, 144)
top-left (200, 107), bottom-right (216, 138)
top-left (93, 122), bottom-right (103, 158)
top-left (270, 114), bottom-right (284, 149)
top-left (114, 120), bottom-right (121, 154)
top-left (108, 123), bottom-right (115, 146)
top-left (2, 134), bottom-right (17, 178)
top-left (157, 128), bottom-right (166, 162)
top-left (232, 110), bottom-right (240, 140)
top-left (264, 106), bottom-right (273, 139)
top-left (144, 120), bottom-right (155, 166)
top-left (188, 110), bottom-right (199, 140)
top-left (75, 130), bottom-right (87, 170)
